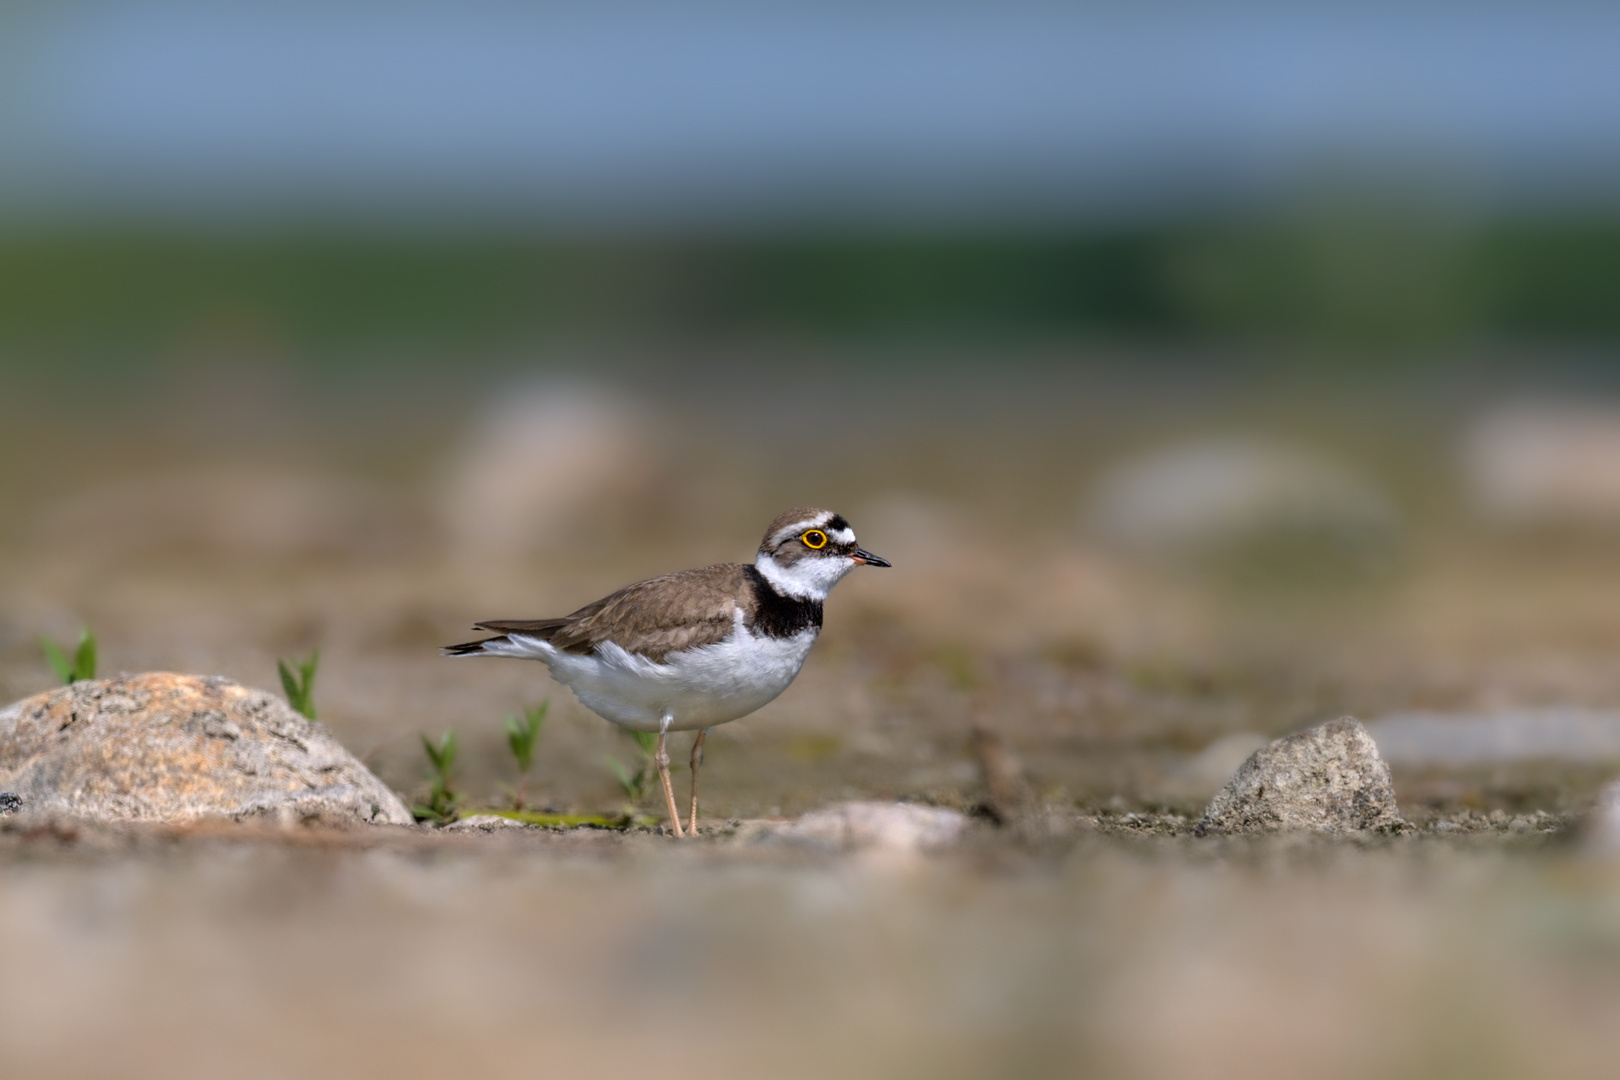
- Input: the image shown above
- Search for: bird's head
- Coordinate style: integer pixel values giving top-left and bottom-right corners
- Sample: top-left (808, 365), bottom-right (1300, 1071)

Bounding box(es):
top-left (754, 507), bottom-right (890, 600)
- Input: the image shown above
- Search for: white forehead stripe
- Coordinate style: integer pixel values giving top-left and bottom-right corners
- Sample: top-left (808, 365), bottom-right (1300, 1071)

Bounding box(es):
top-left (829, 527), bottom-right (855, 544)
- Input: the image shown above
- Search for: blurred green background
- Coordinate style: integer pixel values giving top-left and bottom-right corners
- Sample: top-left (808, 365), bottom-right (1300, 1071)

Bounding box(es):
top-left (2, 214), bottom-right (1618, 364)
top-left (1, 2), bottom-right (1616, 384)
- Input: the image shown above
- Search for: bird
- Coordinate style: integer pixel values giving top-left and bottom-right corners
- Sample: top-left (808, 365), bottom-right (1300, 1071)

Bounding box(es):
top-left (443, 507), bottom-right (890, 836)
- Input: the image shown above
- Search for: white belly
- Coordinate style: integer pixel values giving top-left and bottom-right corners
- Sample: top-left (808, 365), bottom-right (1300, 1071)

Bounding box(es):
top-left (501, 626), bottom-right (819, 732)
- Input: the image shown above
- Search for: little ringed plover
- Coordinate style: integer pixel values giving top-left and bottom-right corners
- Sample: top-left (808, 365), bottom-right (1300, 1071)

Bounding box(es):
top-left (444, 507), bottom-right (890, 836)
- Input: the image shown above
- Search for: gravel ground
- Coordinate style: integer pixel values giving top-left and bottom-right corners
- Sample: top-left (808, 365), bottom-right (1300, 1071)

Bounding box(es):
top-left (0, 816), bottom-right (1616, 1080)
top-left (5, 372), bottom-right (1620, 1077)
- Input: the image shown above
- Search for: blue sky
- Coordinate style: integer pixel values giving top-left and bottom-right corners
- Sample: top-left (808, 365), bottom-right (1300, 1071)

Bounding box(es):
top-left (3, 2), bottom-right (1618, 226)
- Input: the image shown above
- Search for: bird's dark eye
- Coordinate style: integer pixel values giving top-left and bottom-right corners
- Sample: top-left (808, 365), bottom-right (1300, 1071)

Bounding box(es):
top-left (801, 530), bottom-right (828, 549)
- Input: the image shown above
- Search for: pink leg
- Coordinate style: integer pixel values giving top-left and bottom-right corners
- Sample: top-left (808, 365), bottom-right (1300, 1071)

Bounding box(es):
top-left (655, 723), bottom-right (684, 838)
top-left (687, 729), bottom-right (709, 835)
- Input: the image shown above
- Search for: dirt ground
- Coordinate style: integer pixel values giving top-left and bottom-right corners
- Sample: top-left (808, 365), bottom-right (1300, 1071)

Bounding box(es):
top-left (4, 361), bottom-right (1620, 1077)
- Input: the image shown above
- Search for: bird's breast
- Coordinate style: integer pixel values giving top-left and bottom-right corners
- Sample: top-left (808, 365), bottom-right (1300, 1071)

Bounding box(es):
top-left (538, 624), bottom-right (820, 731)
top-left (664, 625), bottom-right (819, 698)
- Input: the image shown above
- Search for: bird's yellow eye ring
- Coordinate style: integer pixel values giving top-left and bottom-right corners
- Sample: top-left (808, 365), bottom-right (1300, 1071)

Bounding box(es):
top-left (801, 529), bottom-right (828, 549)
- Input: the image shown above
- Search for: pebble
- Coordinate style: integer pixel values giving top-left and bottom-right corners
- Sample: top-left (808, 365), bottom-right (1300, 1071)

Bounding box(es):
top-left (1197, 717), bottom-right (1404, 835)
top-left (774, 801), bottom-right (970, 854)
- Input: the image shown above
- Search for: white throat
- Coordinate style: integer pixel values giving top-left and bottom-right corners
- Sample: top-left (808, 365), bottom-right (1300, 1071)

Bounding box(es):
top-left (754, 552), bottom-right (854, 601)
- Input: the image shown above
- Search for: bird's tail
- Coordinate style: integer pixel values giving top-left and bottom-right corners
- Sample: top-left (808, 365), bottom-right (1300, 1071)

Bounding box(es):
top-left (442, 618), bottom-right (569, 658)
top-left (441, 636), bottom-right (508, 657)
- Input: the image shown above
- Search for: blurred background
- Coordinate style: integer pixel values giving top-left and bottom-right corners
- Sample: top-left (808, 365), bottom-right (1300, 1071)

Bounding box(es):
top-left (4, 3), bottom-right (1620, 1076)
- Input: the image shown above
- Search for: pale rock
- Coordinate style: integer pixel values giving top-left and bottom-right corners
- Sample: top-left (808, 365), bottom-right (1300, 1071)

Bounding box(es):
top-left (781, 801), bottom-right (969, 853)
top-left (0, 673), bottom-right (412, 826)
top-left (1197, 717), bottom-right (1403, 835)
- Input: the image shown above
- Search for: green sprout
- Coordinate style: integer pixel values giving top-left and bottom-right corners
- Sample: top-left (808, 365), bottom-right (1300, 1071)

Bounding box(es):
top-left (41, 629), bottom-right (97, 685)
top-left (277, 650), bottom-right (320, 721)
top-left (503, 701), bottom-right (547, 810)
top-left (413, 729), bottom-right (461, 823)
top-left (605, 730), bottom-right (658, 807)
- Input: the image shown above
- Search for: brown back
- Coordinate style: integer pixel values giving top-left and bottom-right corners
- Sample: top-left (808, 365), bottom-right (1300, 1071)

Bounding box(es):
top-left (475, 563), bottom-right (755, 663)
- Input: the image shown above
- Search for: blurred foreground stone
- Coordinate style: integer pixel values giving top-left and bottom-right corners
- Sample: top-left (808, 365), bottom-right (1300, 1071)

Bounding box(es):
top-left (0, 673), bottom-right (412, 826)
top-left (771, 801), bottom-right (969, 854)
top-left (1197, 717), bottom-right (1403, 835)
top-left (0, 793), bottom-right (19, 815)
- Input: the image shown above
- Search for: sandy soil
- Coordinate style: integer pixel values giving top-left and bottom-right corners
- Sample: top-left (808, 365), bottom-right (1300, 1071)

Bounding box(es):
top-left (4, 365), bottom-right (1620, 1076)
top-left (1, 817), bottom-right (1615, 1080)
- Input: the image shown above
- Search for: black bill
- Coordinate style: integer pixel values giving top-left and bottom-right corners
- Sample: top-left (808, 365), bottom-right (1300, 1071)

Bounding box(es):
top-left (852, 547), bottom-right (892, 567)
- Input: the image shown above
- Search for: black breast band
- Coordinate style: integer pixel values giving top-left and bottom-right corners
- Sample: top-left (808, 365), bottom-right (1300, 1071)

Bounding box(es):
top-left (745, 566), bottom-right (824, 638)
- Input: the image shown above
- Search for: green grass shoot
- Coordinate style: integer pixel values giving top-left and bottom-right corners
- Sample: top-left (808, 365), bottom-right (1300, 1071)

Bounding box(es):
top-left (414, 729), bottom-right (460, 823)
top-left (41, 629), bottom-right (97, 685)
top-left (605, 729), bottom-right (659, 806)
top-left (506, 704), bottom-right (546, 773)
top-left (503, 701), bottom-right (547, 810)
top-left (277, 650), bottom-right (320, 720)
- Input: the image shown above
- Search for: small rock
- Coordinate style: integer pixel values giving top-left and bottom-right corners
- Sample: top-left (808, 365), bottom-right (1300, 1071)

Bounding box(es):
top-left (1197, 717), bottom-right (1403, 835)
top-left (440, 814), bottom-right (535, 833)
top-left (780, 801), bottom-right (969, 853)
top-left (0, 673), bottom-right (412, 826)
top-left (0, 792), bottom-right (21, 815)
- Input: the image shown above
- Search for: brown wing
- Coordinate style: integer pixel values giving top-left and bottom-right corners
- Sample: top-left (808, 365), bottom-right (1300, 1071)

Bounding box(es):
top-left (472, 617), bottom-right (571, 635)
top-left (476, 563), bottom-right (751, 664)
